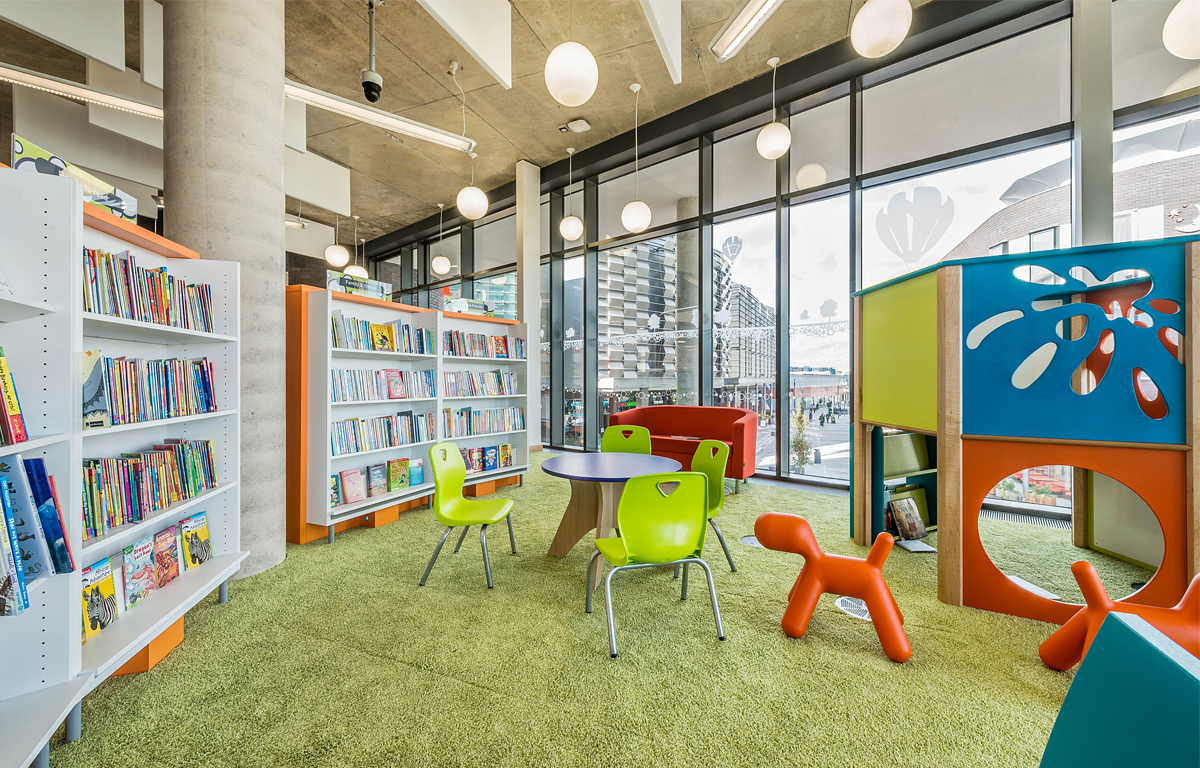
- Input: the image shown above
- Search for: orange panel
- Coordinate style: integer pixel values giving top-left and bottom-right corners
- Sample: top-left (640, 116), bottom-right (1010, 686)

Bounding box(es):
top-left (113, 617), bottom-right (184, 675)
top-left (465, 480), bottom-right (497, 497)
top-left (295, 495), bottom-right (431, 544)
top-left (440, 310), bottom-right (519, 325)
top-left (82, 204), bottom-right (199, 259)
top-left (331, 292), bottom-right (428, 313)
top-left (361, 505), bottom-right (400, 528)
top-left (962, 438), bottom-right (1189, 624)
top-left (285, 286), bottom-right (319, 545)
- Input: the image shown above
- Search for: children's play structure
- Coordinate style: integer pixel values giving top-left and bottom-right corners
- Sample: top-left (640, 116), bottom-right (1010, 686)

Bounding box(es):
top-left (851, 235), bottom-right (1200, 632)
top-left (756, 512), bottom-right (911, 663)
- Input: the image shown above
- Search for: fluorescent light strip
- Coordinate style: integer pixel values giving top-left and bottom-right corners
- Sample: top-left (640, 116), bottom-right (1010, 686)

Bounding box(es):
top-left (283, 80), bottom-right (476, 153)
top-left (0, 62), bottom-right (163, 119)
top-left (709, 0), bottom-right (785, 62)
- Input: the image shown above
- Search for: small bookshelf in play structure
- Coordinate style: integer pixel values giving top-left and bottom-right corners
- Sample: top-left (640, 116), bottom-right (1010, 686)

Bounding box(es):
top-left (851, 235), bottom-right (1200, 625)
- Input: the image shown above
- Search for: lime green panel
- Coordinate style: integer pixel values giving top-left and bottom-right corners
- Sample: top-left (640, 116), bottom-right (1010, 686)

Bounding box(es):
top-left (862, 271), bottom-right (938, 432)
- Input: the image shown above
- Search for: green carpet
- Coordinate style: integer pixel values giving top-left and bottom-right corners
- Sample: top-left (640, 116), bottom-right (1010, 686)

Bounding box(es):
top-left (52, 453), bottom-right (1083, 768)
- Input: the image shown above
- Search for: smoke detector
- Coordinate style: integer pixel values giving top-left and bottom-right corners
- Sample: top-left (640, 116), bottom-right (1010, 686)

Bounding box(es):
top-left (567, 118), bottom-right (591, 133)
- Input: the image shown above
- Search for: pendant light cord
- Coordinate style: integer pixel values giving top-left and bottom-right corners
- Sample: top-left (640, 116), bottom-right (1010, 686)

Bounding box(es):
top-left (454, 67), bottom-right (466, 138)
top-left (567, 152), bottom-right (573, 216)
top-left (633, 87), bottom-right (640, 201)
top-left (771, 61), bottom-right (777, 115)
top-left (352, 217), bottom-right (359, 268)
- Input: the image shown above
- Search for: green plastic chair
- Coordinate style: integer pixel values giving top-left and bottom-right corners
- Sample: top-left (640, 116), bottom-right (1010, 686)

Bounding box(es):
top-left (585, 471), bottom-right (726, 658)
top-left (420, 442), bottom-right (515, 589)
top-left (600, 424), bottom-right (652, 455)
top-left (689, 439), bottom-right (736, 572)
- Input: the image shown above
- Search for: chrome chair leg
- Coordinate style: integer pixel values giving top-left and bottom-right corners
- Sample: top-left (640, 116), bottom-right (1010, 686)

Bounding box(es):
top-left (506, 513), bottom-right (517, 554)
top-left (681, 562), bottom-right (689, 600)
top-left (694, 558), bottom-right (726, 641)
top-left (480, 524), bottom-right (493, 588)
top-left (454, 525), bottom-right (471, 553)
top-left (585, 550), bottom-right (603, 613)
top-left (709, 518), bottom-right (737, 572)
top-left (673, 563), bottom-right (680, 579)
top-left (605, 565), bottom-right (623, 658)
top-left (420, 527), bottom-right (453, 586)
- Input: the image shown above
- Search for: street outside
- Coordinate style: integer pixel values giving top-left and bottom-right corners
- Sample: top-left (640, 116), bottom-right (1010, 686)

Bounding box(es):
top-left (754, 414), bottom-right (850, 480)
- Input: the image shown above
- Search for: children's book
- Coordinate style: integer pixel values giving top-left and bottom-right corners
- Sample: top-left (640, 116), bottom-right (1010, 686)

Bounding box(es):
top-left (180, 512), bottom-right (213, 570)
top-left (0, 527), bottom-right (20, 615)
top-left (0, 475), bottom-right (27, 613)
top-left (82, 349), bottom-right (111, 430)
top-left (384, 370), bottom-right (406, 399)
top-left (0, 458), bottom-right (54, 580)
top-left (81, 557), bottom-right (119, 641)
top-left (409, 458), bottom-right (424, 486)
top-left (329, 474), bottom-right (340, 508)
top-left (340, 468), bottom-right (366, 503)
top-left (492, 337), bottom-right (509, 358)
top-left (47, 475), bottom-right (74, 571)
top-left (122, 535), bottom-right (157, 609)
top-left (370, 323), bottom-right (395, 352)
top-left (387, 458), bottom-right (409, 492)
top-left (22, 458), bottom-right (72, 573)
top-left (153, 526), bottom-right (180, 587)
top-left (889, 497), bottom-right (928, 540)
top-left (499, 444), bottom-right (512, 469)
top-left (483, 446), bottom-right (498, 471)
top-left (0, 347), bottom-right (28, 444)
top-left (468, 448), bottom-right (484, 474)
top-left (367, 464), bottom-right (387, 496)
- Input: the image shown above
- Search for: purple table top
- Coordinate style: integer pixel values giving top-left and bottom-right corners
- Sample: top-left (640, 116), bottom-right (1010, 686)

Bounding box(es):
top-left (541, 452), bottom-right (682, 483)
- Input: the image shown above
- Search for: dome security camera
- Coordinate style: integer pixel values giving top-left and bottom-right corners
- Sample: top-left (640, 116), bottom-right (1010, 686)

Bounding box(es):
top-left (361, 69), bottom-right (383, 103)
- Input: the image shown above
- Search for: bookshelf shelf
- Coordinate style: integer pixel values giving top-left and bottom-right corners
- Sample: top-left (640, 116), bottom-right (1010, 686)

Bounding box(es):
top-left (330, 480), bottom-right (436, 520)
top-left (82, 312), bottom-right (236, 345)
top-left (81, 409), bottom-right (238, 438)
top-left (80, 552), bottom-right (248, 678)
top-left (331, 439), bottom-right (438, 461)
top-left (0, 170), bottom-right (243, 762)
top-left (0, 432), bottom-right (70, 458)
top-left (288, 287), bottom-right (529, 540)
top-left (80, 482), bottom-right (239, 556)
top-left (330, 397), bottom-right (437, 407)
top-left (0, 292), bottom-right (55, 323)
top-left (331, 348), bottom-right (435, 361)
top-left (444, 428), bottom-right (527, 440)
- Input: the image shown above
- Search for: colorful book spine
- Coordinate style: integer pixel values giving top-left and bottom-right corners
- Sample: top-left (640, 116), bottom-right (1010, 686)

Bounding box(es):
top-left (82, 248), bottom-right (214, 332)
top-left (440, 407), bottom-right (526, 438)
top-left (0, 347), bottom-right (28, 444)
top-left (86, 355), bottom-right (217, 426)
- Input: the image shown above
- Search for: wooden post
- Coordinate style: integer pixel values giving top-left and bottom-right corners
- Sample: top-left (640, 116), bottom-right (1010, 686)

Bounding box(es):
top-left (937, 266), bottom-right (963, 606)
top-left (1072, 467), bottom-right (1089, 547)
top-left (851, 295), bottom-right (869, 545)
top-left (1186, 241), bottom-right (1199, 581)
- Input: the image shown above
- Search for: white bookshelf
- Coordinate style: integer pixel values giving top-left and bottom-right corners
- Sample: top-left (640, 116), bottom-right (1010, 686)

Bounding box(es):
top-left (301, 292), bottom-right (529, 541)
top-left (0, 170), bottom-right (245, 768)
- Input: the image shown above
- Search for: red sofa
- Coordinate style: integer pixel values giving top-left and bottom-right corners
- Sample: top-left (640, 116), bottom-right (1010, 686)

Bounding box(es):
top-left (607, 406), bottom-right (758, 482)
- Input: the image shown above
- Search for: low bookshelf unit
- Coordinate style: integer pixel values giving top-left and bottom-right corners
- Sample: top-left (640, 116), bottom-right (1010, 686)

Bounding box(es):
top-left (286, 287), bottom-right (530, 545)
top-left (0, 170), bottom-right (244, 768)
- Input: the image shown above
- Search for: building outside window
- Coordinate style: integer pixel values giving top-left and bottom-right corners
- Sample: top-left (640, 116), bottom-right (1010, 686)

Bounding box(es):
top-left (473, 271), bottom-right (517, 319)
top-left (563, 255), bottom-right (585, 447)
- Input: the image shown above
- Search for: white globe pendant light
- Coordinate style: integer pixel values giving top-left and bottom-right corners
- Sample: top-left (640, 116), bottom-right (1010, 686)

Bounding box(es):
top-left (325, 213), bottom-right (351, 267)
top-left (621, 84), bottom-right (652, 235)
top-left (544, 0), bottom-right (598, 107)
top-left (559, 148), bottom-right (584, 242)
top-left (431, 203), bottom-right (453, 275)
top-left (1164, 0), bottom-right (1200, 59)
top-left (457, 152), bottom-right (488, 220)
top-left (794, 162), bottom-right (828, 190)
top-left (851, 0), bottom-right (912, 59)
top-left (756, 58), bottom-right (791, 160)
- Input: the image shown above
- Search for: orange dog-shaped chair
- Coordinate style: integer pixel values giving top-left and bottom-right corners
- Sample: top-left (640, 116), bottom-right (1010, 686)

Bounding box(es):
top-left (1039, 561), bottom-right (1200, 671)
top-left (754, 512), bottom-right (912, 663)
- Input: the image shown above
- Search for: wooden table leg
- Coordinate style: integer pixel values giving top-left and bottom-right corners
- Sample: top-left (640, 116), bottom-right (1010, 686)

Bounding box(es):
top-left (548, 479), bottom-right (600, 557)
top-left (591, 481), bottom-right (625, 590)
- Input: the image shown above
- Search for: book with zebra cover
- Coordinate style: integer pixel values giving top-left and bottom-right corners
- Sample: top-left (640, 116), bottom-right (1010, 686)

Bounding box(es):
top-left (81, 556), bottom-right (120, 642)
top-left (180, 512), bottom-right (213, 571)
top-left (121, 534), bottom-right (157, 609)
top-left (153, 525), bottom-right (180, 587)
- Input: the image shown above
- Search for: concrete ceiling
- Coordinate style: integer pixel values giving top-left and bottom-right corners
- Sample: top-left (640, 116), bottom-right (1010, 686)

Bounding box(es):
top-left (285, 0), bottom-right (929, 244)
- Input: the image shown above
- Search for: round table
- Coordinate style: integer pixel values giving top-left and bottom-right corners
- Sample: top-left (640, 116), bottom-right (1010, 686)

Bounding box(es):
top-left (542, 453), bottom-right (682, 590)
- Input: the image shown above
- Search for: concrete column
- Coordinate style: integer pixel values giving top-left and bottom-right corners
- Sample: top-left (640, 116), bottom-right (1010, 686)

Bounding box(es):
top-left (676, 195), bottom-right (699, 404)
top-left (1071, 0), bottom-right (1114, 246)
top-left (163, 0), bottom-right (287, 577)
top-left (515, 160), bottom-right (542, 448)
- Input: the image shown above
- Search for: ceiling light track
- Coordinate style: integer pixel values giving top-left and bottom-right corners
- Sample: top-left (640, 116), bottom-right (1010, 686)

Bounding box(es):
top-left (0, 62), bottom-right (163, 119)
top-left (709, 0), bottom-right (785, 63)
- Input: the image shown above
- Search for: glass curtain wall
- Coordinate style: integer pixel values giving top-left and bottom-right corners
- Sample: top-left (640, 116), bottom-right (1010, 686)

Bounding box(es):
top-left (393, 4), bottom-right (1191, 485)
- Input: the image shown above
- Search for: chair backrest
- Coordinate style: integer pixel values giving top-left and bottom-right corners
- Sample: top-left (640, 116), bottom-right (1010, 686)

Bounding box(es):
top-left (691, 439), bottom-right (730, 516)
top-left (616, 472), bottom-right (709, 564)
top-left (601, 424), bottom-right (652, 454)
top-left (428, 441), bottom-right (465, 515)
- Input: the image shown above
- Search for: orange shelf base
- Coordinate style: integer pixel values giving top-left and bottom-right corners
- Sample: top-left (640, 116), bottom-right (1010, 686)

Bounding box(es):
top-left (114, 617), bottom-right (184, 676)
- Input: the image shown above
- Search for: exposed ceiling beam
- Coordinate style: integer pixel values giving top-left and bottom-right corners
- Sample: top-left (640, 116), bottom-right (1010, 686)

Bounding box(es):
top-left (414, 0), bottom-right (512, 90)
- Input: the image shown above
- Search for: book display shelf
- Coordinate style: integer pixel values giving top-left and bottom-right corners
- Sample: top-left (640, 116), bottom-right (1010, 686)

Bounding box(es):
top-left (0, 171), bottom-right (245, 768)
top-left (286, 287), bottom-right (529, 545)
